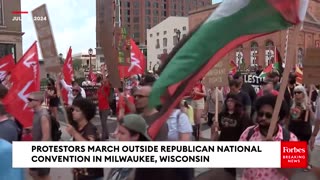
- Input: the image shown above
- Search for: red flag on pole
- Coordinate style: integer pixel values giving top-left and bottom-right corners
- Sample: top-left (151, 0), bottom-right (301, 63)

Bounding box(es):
top-left (118, 39), bottom-right (146, 78)
top-left (3, 42), bottom-right (40, 127)
top-left (62, 47), bottom-right (73, 105)
top-left (0, 54), bottom-right (15, 81)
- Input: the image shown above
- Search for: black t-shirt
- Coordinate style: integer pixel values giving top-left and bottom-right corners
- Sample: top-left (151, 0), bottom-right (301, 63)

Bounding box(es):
top-left (218, 112), bottom-right (253, 141)
top-left (284, 85), bottom-right (295, 107)
top-left (288, 108), bottom-right (312, 141)
top-left (234, 91), bottom-right (251, 107)
top-left (241, 83), bottom-right (256, 104)
top-left (73, 123), bottom-right (104, 180)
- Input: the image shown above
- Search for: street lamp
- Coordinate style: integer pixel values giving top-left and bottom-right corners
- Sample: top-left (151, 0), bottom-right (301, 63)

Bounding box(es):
top-left (88, 48), bottom-right (93, 70)
top-left (59, 53), bottom-right (63, 65)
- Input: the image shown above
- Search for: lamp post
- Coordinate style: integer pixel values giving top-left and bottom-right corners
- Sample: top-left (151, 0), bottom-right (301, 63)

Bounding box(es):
top-left (88, 48), bottom-right (93, 70)
top-left (59, 53), bottom-right (63, 65)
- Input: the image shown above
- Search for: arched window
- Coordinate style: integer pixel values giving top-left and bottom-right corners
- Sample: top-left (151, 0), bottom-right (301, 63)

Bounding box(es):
top-left (235, 45), bottom-right (244, 67)
top-left (298, 48), bottom-right (304, 68)
top-left (265, 40), bottom-right (274, 66)
top-left (250, 41), bottom-right (258, 67)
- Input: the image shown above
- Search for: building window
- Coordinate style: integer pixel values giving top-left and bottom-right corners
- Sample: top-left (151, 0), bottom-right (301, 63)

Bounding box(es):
top-left (150, 34), bottom-right (153, 38)
top-left (156, 39), bottom-right (160, 49)
top-left (173, 36), bottom-right (178, 46)
top-left (146, 9), bottom-right (151, 15)
top-left (298, 48), bottom-right (304, 68)
top-left (157, 32), bottom-right (159, 36)
top-left (153, 17), bottom-right (158, 24)
top-left (0, 43), bottom-right (16, 62)
top-left (146, 1), bottom-right (151, 7)
top-left (265, 40), bottom-right (274, 66)
top-left (134, 2), bottom-right (139, 8)
top-left (133, 17), bottom-right (139, 23)
top-left (127, 2), bottom-right (130, 8)
top-left (0, 0), bottom-right (3, 25)
top-left (164, 31), bottom-right (167, 35)
top-left (182, 34), bottom-right (186, 39)
top-left (236, 45), bottom-right (244, 68)
top-left (153, 10), bottom-right (159, 16)
top-left (134, 24), bottom-right (139, 31)
top-left (134, 9), bottom-right (139, 15)
top-left (182, 26), bottom-right (187, 31)
top-left (153, 2), bottom-right (159, 8)
top-left (250, 41), bottom-right (258, 66)
top-left (133, 32), bottom-right (140, 38)
top-left (163, 38), bottom-right (167, 47)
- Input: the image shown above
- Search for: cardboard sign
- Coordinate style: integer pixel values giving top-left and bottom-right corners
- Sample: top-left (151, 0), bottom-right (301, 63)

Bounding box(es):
top-left (115, 27), bottom-right (131, 66)
top-left (203, 57), bottom-right (229, 87)
top-left (32, 4), bottom-right (60, 73)
top-left (303, 48), bottom-right (320, 85)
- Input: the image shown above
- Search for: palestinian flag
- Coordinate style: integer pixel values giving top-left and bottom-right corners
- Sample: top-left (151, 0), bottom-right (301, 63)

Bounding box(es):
top-left (295, 65), bottom-right (303, 84)
top-left (259, 64), bottom-right (273, 78)
top-left (230, 60), bottom-right (237, 76)
top-left (273, 46), bottom-right (284, 75)
top-left (147, 0), bottom-right (309, 140)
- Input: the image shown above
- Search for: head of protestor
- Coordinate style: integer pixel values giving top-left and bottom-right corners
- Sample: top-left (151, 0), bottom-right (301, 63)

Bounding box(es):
top-left (27, 91), bottom-right (44, 110)
top-left (133, 84), bottom-right (154, 114)
top-left (233, 72), bottom-right (244, 86)
top-left (288, 72), bottom-right (297, 85)
top-left (292, 85), bottom-right (307, 107)
top-left (0, 84), bottom-right (8, 102)
top-left (72, 98), bottom-right (96, 125)
top-left (261, 79), bottom-right (274, 94)
top-left (140, 73), bottom-right (156, 86)
top-left (222, 93), bottom-right (243, 115)
top-left (255, 95), bottom-right (288, 131)
top-left (116, 114), bottom-right (151, 141)
top-left (229, 79), bottom-right (241, 94)
top-left (72, 85), bottom-right (81, 97)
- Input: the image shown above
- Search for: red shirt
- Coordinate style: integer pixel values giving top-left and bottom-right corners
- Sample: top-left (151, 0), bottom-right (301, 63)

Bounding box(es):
top-left (257, 89), bottom-right (279, 97)
top-left (97, 83), bottom-right (110, 110)
top-left (116, 94), bottom-right (134, 115)
top-left (192, 82), bottom-right (205, 100)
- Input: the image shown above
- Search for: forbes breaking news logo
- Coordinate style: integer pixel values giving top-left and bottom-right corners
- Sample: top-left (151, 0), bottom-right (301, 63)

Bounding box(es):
top-left (281, 141), bottom-right (308, 168)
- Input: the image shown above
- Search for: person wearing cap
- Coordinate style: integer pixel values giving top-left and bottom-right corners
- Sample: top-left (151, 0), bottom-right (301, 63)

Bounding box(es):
top-left (0, 139), bottom-right (24, 180)
top-left (257, 78), bottom-right (279, 97)
top-left (27, 91), bottom-right (51, 180)
top-left (59, 74), bottom-right (86, 106)
top-left (107, 114), bottom-right (151, 180)
top-left (66, 98), bottom-right (104, 180)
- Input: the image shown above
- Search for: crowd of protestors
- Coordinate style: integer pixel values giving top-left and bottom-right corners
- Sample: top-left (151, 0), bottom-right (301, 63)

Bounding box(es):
top-left (1, 67), bottom-right (320, 180)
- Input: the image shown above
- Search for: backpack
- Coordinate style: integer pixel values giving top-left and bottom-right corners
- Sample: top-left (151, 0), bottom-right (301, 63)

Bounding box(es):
top-left (246, 126), bottom-right (290, 141)
top-left (50, 115), bottom-right (62, 141)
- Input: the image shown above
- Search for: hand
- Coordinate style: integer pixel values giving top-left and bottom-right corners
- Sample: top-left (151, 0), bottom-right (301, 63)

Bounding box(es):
top-left (66, 124), bottom-right (76, 137)
top-left (212, 121), bottom-right (219, 132)
top-left (310, 136), bottom-right (316, 151)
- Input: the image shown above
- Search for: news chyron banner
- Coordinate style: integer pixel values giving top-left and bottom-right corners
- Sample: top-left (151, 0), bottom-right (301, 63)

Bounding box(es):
top-left (12, 142), bottom-right (307, 168)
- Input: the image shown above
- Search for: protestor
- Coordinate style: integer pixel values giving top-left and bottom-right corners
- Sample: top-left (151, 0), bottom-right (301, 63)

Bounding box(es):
top-left (46, 79), bottom-right (59, 122)
top-left (133, 84), bottom-right (167, 141)
top-left (239, 95), bottom-right (297, 180)
top-left (257, 79), bottom-right (279, 97)
top-left (27, 91), bottom-right (51, 180)
top-left (212, 94), bottom-right (253, 177)
top-left (310, 94), bottom-right (320, 150)
top-left (190, 79), bottom-right (206, 141)
top-left (233, 72), bottom-right (256, 107)
top-left (66, 98), bottom-right (104, 180)
top-left (287, 86), bottom-right (314, 143)
top-left (107, 114), bottom-right (151, 180)
top-left (268, 71), bottom-right (281, 91)
top-left (59, 74), bottom-right (86, 106)
top-left (166, 101), bottom-right (193, 141)
top-left (181, 100), bottom-right (195, 134)
top-left (203, 85), bottom-right (223, 127)
top-left (96, 74), bottom-right (111, 140)
top-left (0, 139), bottom-right (24, 180)
top-left (284, 72), bottom-right (298, 107)
top-left (0, 103), bottom-right (19, 143)
top-left (228, 80), bottom-right (251, 116)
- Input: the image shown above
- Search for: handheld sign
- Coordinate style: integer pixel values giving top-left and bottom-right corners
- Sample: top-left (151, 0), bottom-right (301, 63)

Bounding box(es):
top-left (31, 4), bottom-right (60, 73)
top-left (303, 48), bottom-right (320, 85)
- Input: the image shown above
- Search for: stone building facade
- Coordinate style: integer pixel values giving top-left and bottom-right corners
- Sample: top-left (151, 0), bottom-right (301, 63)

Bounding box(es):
top-left (189, 0), bottom-right (320, 69)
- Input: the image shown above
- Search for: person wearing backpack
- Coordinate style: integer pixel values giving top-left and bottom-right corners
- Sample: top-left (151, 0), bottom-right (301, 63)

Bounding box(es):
top-left (27, 91), bottom-right (51, 180)
top-left (239, 95), bottom-right (297, 180)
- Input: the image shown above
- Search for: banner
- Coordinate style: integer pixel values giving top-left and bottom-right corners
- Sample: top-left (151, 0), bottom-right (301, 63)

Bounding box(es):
top-left (243, 73), bottom-right (264, 93)
top-left (12, 141), bottom-right (307, 169)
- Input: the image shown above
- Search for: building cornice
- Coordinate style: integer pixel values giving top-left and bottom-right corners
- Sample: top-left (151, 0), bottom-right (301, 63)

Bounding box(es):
top-left (0, 30), bottom-right (24, 36)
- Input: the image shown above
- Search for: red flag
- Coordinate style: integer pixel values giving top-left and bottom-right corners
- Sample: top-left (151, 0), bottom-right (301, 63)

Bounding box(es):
top-left (0, 54), bottom-right (15, 81)
top-left (118, 39), bottom-right (146, 78)
top-left (62, 47), bottom-right (73, 105)
top-left (3, 42), bottom-right (40, 127)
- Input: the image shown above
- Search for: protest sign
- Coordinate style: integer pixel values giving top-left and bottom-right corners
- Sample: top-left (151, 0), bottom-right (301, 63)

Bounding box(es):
top-left (243, 73), bottom-right (264, 93)
top-left (203, 57), bottom-right (229, 87)
top-left (303, 48), bottom-right (320, 85)
top-left (32, 4), bottom-right (60, 73)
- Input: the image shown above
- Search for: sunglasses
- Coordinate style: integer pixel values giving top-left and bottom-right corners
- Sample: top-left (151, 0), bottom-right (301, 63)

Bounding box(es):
top-left (257, 111), bottom-right (272, 119)
top-left (134, 95), bottom-right (149, 99)
top-left (27, 98), bottom-right (39, 102)
top-left (294, 91), bottom-right (302, 94)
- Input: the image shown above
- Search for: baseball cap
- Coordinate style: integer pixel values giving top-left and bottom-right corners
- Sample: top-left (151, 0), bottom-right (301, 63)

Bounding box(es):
top-left (120, 114), bottom-right (152, 141)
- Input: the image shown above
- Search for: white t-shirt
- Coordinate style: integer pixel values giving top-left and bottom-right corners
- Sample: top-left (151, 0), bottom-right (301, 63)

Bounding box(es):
top-left (166, 109), bottom-right (193, 141)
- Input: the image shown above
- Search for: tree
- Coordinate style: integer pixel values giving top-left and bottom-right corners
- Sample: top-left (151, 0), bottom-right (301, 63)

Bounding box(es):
top-left (72, 59), bottom-right (82, 71)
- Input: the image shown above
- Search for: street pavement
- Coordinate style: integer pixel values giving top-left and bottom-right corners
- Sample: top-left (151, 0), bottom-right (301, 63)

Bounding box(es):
top-left (24, 111), bottom-right (320, 180)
